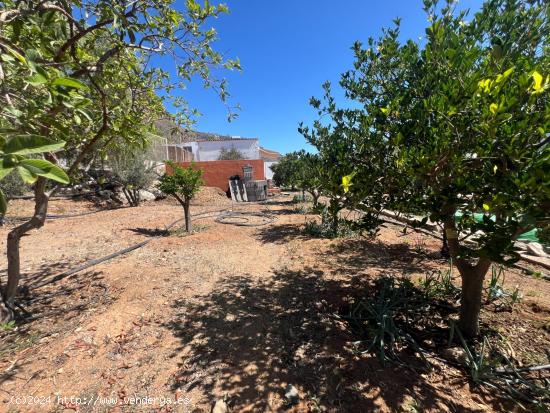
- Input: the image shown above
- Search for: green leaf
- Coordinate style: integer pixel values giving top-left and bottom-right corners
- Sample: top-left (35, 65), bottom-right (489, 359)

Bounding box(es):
top-left (482, 203), bottom-right (490, 211)
top-left (5, 106), bottom-right (23, 118)
top-left (478, 78), bottom-right (491, 93)
top-left (1, 53), bottom-right (15, 62)
top-left (0, 189), bottom-right (6, 215)
top-left (27, 72), bottom-right (48, 86)
top-left (4, 45), bottom-right (26, 64)
top-left (51, 77), bottom-right (88, 90)
top-left (17, 165), bottom-right (38, 184)
top-left (19, 159), bottom-right (69, 184)
top-left (3, 135), bottom-right (65, 155)
top-left (76, 109), bottom-right (92, 122)
top-left (0, 162), bottom-right (14, 180)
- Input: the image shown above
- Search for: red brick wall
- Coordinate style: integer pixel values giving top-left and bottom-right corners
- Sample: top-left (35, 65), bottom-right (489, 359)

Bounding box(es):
top-left (168, 159), bottom-right (265, 192)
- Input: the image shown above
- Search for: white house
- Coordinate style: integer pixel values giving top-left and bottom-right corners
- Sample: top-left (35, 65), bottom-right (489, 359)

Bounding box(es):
top-left (259, 147), bottom-right (281, 180)
top-left (155, 122), bottom-right (281, 178)
top-left (181, 138), bottom-right (260, 161)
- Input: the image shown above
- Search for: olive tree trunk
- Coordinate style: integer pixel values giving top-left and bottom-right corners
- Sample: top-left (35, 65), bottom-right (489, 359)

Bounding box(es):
top-left (1, 178), bottom-right (49, 322)
top-left (443, 216), bottom-right (492, 338)
top-left (122, 187), bottom-right (140, 207)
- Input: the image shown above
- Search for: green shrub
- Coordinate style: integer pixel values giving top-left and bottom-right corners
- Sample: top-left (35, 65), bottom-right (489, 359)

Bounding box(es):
top-left (110, 149), bottom-right (157, 206)
top-left (218, 146), bottom-right (244, 160)
top-left (0, 171), bottom-right (28, 198)
top-left (303, 208), bottom-right (359, 238)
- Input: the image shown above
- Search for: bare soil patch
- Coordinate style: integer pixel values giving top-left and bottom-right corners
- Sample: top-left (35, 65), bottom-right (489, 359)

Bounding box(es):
top-left (0, 195), bottom-right (548, 412)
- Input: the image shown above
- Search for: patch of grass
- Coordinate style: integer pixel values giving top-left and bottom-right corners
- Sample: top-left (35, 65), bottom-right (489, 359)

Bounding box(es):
top-left (0, 321), bottom-right (16, 331)
top-left (168, 224), bottom-right (210, 237)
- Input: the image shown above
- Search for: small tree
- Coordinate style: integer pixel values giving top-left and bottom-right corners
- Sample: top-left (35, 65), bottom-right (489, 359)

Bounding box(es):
top-left (297, 152), bottom-right (323, 207)
top-left (341, 0), bottom-right (548, 337)
top-left (271, 151), bottom-right (323, 206)
top-left (218, 146), bottom-right (244, 160)
top-left (271, 152), bottom-right (302, 189)
top-left (110, 149), bottom-right (157, 207)
top-left (299, 125), bottom-right (359, 236)
top-left (158, 162), bottom-right (203, 232)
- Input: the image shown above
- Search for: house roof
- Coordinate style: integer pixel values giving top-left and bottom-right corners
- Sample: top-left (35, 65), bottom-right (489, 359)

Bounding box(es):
top-left (259, 147), bottom-right (281, 161)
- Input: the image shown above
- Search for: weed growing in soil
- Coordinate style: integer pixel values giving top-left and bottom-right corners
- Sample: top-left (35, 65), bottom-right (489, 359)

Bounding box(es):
top-left (293, 203), bottom-right (308, 214)
top-left (304, 208), bottom-right (360, 238)
top-left (291, 194), bottom-right (312, 203)
top-left (450, 324), bottom-right (550, 411)
top-left (486, 265), bottom-right (522, 310)
top-left (419, 262), bottom-right (461, 301)
top-left (340, 276), bottom-right (431, 366)
top-left (0, 321), bottom-right (16, 333)
top-left (338, 267), bottom-right (546, 410)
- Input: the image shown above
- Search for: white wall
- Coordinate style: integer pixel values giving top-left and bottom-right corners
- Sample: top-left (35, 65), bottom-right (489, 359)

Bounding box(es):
top-left (191, 139), bottom-right (260, 161)
top-left (264, 161), bottom-right (278, 180)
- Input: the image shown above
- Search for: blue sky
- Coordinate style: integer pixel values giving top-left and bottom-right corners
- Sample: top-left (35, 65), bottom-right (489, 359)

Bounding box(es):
top-left (172, 0), bottom-right (483, 154)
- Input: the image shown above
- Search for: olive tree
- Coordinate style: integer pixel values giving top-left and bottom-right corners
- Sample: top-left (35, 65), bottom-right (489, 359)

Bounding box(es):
top-left (343, 0), bottom-right (548, 337)
top-left (109, 148), bottom-right (157, 207)
top-left (158, 162), bottom-right (203, 232)
top-left (0, 0), bottom-right (240, 320)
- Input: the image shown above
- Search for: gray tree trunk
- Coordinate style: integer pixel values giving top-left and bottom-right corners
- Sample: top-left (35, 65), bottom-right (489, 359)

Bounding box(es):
top-left (1, 178), bottom-right (49, 322)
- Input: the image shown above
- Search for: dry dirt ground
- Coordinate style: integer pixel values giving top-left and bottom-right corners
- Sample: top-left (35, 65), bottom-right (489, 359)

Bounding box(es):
top-left (0, 190), bottom-right (549, 412)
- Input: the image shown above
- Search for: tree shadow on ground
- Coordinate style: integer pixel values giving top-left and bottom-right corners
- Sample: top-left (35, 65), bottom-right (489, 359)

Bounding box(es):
top-left (255, 223), bottom-right (317, 244)
top-left (11, 264), bottom-right (108, 326)
top-left (0, 267), bottom-right (110, 365)
top-left (126, 227), bottom-right (170, 237)
top-left (323, 238), bottom-right (433, 276)
top-left (263, 207), bottom-right (304, 216)
top-left (164, 266), bottom-right (507, 412)
top-left (0, 260), bottom-right (73, 292)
